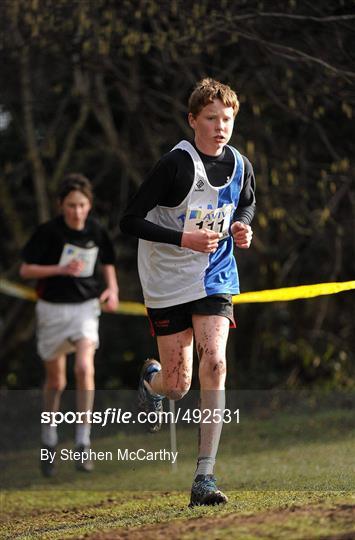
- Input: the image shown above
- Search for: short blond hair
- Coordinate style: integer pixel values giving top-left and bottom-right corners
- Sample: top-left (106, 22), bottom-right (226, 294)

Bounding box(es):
top-left (188, 78), bottom-right (240, 117)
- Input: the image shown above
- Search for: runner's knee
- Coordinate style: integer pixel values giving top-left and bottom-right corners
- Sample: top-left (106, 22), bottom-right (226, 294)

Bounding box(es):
top-left (200, 354), bottom-right (227, 381)
top-left (164, 381), bottom-right (191, 401)
top-left (45, 374), bottom-right (66, 392)
top-left (74, 363), bottom-right (95, 382)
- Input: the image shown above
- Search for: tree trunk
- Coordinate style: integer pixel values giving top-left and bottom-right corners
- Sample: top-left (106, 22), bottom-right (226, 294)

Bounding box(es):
top-left (21, 46), bottom-right (50, 223)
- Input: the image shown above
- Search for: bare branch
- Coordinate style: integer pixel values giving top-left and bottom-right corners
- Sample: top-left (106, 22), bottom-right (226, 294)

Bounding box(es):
top-left (20, 46), bottom-right (50, 223)
top-left (0, 175), bottom-right (26, 249)
top-left (50, 99), bottom-right (90, 195)
top-left (92, 73), bottom-right (142, 186)
top-left (235, 30), bottom-right (355, 80)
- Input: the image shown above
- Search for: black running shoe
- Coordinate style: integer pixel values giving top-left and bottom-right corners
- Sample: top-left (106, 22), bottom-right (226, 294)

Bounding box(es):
top-left (40, 444), bottom-right (56, 478)
top-left (75, 444), bottom-right (94, 472)
top-left (138, 358), bottom-right (164, 433)
top-left (189, 474), bottom-right (228, 507)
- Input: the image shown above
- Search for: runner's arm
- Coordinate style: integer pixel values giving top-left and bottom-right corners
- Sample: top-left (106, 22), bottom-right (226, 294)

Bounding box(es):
top-left (19, 261), bottom-right (84, 279)
top-left (233, 157), bottom-right (256, 225)
top-left (100, 264), bottom-right (119, 311)
top-left (120, 156), bottom-right (183, 246)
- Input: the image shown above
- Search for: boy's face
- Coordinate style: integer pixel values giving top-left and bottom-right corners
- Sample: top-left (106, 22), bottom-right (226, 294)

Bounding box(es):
top-left (60, 190), bottom-right (92, 230)
top-left (188, 98), bottom-right (235, 156)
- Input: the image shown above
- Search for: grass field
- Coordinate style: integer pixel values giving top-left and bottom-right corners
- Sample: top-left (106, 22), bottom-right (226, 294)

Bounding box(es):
top-left (1, 401), bottom-right (354, 539)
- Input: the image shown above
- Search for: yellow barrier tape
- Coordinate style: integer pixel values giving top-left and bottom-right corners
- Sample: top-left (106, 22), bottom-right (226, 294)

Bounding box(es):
top-left (1, 278), bottom-right (354, 314)
top-left (113, 301), bottom-right (146, 316)
top-left (0, 279), bottom-right (38, 301)
top-left (233, 280), bottom-right (355, 304)
top-left (0, 278), bottom-right (146, 316)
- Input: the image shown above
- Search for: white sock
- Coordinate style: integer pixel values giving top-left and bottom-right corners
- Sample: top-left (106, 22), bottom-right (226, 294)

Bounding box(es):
top-left (194, 389), bottom-right (225, 480)
top-left (195, 456), bottom-right (215, 476)
top-left (75, 423), bottom-right (91, 447)
top-left (41, 424), bottom-right (58, 447)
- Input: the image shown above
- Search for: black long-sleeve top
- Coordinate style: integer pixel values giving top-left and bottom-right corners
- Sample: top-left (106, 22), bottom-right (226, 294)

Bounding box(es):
top-left (120, 143), bottom-right (256, 246)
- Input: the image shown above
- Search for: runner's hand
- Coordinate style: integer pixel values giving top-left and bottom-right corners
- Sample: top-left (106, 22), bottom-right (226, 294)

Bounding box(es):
top-left (60, 259), bottom-right (85, 276)
top-left (181, 229), bottom-right (222, 253)
top-left (100, 288), bottom-right (119, 311)
top-left (231, 221), bottom-right (253, 249)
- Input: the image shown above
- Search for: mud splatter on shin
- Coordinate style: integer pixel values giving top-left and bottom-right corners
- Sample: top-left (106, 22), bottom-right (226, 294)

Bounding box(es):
top-left (164, 333), bottom-right (192, 399)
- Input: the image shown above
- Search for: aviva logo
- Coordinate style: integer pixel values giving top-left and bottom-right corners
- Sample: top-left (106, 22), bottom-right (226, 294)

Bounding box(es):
top-left (195, 177), bottom-right (205, 191)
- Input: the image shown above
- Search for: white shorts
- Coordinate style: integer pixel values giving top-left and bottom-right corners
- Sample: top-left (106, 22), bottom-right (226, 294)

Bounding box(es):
top-left (36, 298), bottom-right (101, 361)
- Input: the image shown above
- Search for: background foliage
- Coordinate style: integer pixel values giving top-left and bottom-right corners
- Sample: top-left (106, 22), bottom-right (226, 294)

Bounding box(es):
top-left (0, 0), bottom-right (354, 389)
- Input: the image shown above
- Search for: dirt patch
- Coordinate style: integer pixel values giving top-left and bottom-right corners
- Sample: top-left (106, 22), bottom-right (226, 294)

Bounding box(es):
top-left (80, 503), bottom-right (355, 540)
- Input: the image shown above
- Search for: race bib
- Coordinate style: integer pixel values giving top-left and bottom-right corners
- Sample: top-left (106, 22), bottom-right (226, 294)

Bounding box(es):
top-left (183, 204), bottom-right (234, 239)
top-left (58, 243), bottom-right (99, 277)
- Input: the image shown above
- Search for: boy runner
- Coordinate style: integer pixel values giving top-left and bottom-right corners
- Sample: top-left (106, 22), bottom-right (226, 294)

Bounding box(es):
top-left (20, 174), bottom-right (119, 476)
top-left (120, 78), bottom-right (255, 506)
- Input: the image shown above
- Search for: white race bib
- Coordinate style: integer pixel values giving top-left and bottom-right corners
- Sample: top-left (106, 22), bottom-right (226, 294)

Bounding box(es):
top-left (58, 243), bottom-right (98, 277)
top-left (183, 204), bottom-right (234, 239)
